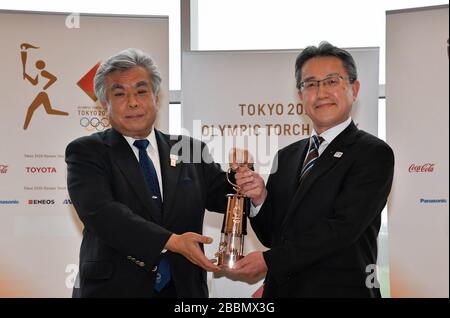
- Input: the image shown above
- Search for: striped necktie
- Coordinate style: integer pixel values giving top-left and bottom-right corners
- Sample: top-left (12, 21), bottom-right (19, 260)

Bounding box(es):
top-left (299, 135), bottom-right (324, 182)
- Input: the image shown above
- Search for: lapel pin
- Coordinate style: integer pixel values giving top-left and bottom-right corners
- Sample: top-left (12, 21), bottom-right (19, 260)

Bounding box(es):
top-left (334, 151), bottom-right (343, 158)
top-left (170, 154), bottom-right (178, 167)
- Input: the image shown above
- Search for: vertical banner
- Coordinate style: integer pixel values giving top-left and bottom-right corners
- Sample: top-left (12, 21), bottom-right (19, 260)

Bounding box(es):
top-left (0, 10), bottom-right (169, 297)
top-left (386, 5), bottom-right (449, 297)
top-left (182, 48), bottom-right (379, 297)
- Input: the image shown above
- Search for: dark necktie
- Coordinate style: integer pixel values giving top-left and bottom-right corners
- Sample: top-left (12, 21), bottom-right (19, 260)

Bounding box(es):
top-left (133, 139), bottom-right (170, 292)
top-left (133, 139), bottom-right (162, 210)
top-left (299, 135), bottom-right (324, 182)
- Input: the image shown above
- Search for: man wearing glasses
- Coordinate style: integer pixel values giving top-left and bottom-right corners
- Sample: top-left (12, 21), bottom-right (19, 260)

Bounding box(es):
top-left (232, 42), bottom-right (395, 297)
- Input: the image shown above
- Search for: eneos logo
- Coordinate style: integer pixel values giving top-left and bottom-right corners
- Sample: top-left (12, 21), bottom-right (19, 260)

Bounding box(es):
top-left (28, 199), bottom-right (55, 205)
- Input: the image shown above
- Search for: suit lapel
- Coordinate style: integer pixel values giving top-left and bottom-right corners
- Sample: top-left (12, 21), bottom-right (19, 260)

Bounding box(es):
top-left (281, 122), bottom-right (359, 229)
top-left (155, 130), bottom-right (181, 222)
top-left (105, 128), bottom-right (163, 224)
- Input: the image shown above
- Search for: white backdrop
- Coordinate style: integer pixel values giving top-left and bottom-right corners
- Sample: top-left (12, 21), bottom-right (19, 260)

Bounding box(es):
top-left (0, 10), bottom-right (169, 297)
top-left (386, 5), bottom-right (449, 298)
top-left (182, 48), bottom-right (380, 297)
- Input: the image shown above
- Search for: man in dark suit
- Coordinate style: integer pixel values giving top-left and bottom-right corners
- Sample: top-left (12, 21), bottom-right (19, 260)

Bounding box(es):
top-left (232, 42), bottom-right (394, 297)
top-left (66, 48), bottom-right (230, 297)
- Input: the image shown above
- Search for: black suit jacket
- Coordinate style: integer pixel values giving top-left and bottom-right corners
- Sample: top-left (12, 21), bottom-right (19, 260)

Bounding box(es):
top-left (251, 122), bottom-right (394, 298)
top-left (66, 128), bottom-right (230, 297)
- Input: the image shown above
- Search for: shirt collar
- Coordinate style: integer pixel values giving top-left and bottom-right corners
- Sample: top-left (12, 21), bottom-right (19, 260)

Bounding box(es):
top-left (311, 117), bottom-right (352, 144)
top-left (123, 129), bottom-right (158, 152)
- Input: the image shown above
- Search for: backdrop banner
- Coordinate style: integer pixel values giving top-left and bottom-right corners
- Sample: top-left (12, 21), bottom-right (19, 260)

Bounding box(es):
top-left (386, 5), bottom-right (449, 298)
top-left (182, 48), bottom-right (379, 297)
top-left (0, 10), bottom-right (169, 297)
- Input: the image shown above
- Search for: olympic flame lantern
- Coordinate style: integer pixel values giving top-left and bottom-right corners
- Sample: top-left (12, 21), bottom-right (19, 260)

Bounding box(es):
top-left (215, 149), bottom-right (253, 269)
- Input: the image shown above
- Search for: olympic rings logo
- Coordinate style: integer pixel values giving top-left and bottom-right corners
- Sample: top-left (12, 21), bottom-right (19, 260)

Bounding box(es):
top-left (80, 117), bottom-right (110, 131)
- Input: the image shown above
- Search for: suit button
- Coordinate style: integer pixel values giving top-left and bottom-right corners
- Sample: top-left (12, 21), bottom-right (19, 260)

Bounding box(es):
top-left (138, 262), bottom-right (145, 267)
top-left (152, 266), bottom-right (158, 272)
top-left (127, 256), bottom-right (132, 260)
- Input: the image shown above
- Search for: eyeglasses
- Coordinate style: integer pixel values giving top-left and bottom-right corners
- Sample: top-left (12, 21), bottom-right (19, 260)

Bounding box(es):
top-left (299, 75), bottom-right (351, 93)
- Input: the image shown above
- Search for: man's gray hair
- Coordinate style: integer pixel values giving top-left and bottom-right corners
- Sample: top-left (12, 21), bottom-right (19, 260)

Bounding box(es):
top-left (94, 48), bottom-right (162, 103)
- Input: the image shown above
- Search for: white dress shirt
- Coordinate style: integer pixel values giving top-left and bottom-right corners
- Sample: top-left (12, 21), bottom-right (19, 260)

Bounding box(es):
top-left (123, 129), bottom-right (163, 200)
top-left (311, 116), bottom-right (352, 157)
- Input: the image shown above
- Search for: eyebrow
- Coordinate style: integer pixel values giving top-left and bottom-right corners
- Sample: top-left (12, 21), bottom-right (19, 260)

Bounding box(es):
top-left (111, 83), bottom-right (124, 90)
top-left (110, 80), bottom-right (150, 90)
top-left (135, 80), bottom-right (149, 88)
top-left (302, 72), bottom-right (341, 82)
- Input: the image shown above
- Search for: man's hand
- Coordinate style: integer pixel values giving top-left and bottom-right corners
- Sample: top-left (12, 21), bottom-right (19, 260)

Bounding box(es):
top-left (165, 232), bottom-right (220, 272)
top-left (235, 166), bottom-right (267, 206)
top-left (224, 251), bottom-right (268, 283)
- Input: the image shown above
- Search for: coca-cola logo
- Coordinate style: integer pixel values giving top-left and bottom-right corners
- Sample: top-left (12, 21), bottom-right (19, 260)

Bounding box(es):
top-left (408, 163), bottom-right (435, 173)
top-left (0, 165), bottom-right (8, 174)
top-left (26, 167), bottom-right (57, 173)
